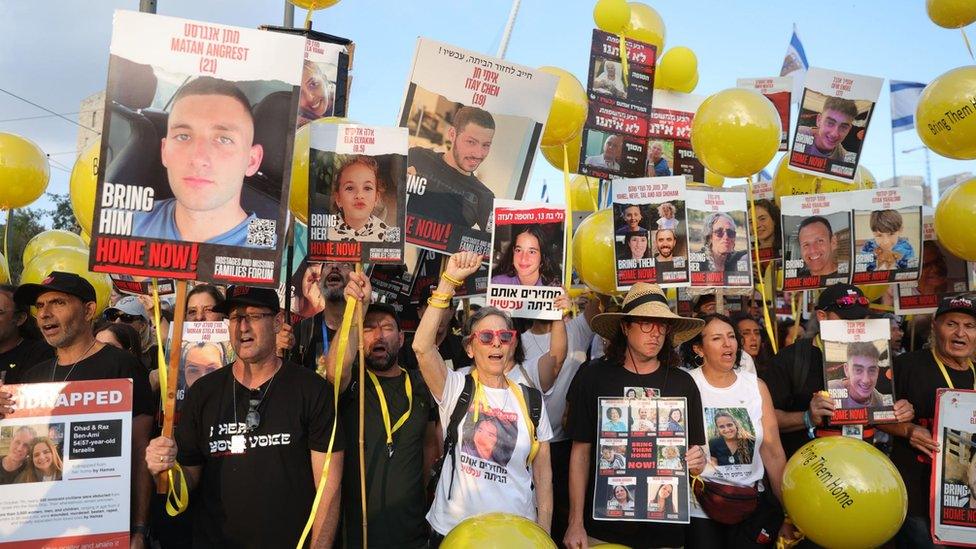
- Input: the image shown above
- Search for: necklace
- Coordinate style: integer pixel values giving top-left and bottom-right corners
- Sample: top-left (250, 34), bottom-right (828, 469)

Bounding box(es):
top-left (51, 340), bottom-right (98, 383)
top-left (232, 363), bottom-right (280, 433)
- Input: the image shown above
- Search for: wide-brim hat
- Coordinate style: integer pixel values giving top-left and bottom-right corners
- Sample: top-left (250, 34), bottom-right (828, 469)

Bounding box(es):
top-left (590, 282), bottom-right (704, 346)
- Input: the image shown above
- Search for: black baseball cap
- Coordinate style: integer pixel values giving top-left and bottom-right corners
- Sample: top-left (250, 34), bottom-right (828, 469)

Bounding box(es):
top-left (935, 295), bottom-right (976, 321)
top-left (14, 271), bottom-right (97, 308)
top-left (366, 302), bottom-right (401, 326)
top-left (815, 284), bottom-right (869, 320)
top-left (214, 285), bottom-right (280, 314)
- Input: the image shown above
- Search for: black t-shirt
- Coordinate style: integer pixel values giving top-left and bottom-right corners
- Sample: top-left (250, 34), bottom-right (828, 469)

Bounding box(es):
top-left (407, 146), bottom-right (494, 231)
top-left (566, 357), bottom-right (705, 548)
top-left (891, 348), bottom-right (975, 518)
top-left (0, 456), bottom-right (25, 484)
top-left (176, 361), bottom-right (341, 548)
top-left (0, 338), bottom-right (54, 384)
top-left (292, 312), bottom-right (337, 370)
top-left (22, 345), bottom-right (154, 417)
top-left (338, 367), bottom-right (436, 549)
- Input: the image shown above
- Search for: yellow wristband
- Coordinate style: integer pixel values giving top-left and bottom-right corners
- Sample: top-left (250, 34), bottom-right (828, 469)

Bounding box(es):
top-left (427, 298), bottom-right (450, 309)
top-left (441, 273), bottom-right (464, 287)
top-left (431, 290), bottom-right (454, 300)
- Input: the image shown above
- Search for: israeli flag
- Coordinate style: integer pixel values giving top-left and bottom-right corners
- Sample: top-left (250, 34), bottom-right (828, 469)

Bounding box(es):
top-left (780, 24), bottom-right (808, 104)
top-left (890, 80), bottom-right (926, 134)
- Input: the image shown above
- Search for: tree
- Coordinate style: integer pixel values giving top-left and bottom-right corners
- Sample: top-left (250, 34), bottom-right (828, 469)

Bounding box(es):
top-left (46, 192), bottom-right (80, 233)
top-left (0, 208), bottom-right (46, 283)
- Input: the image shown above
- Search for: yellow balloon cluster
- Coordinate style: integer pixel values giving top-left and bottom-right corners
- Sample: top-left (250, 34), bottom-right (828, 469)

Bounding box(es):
top-left (593, 0), bottom-right (631, 34)
top-left (703, 169), bottom-right (725, 188)
top-left (288, 0), bottom-right (340, 9)
top-left (935, 177), bottom-right (976, 260)
top-left (655, 47), bottom-right (698, 93)
top-left (290, 124), bottom-right (311, 225)
top-left (916, 66), bottom-right (976, 160)
top-left (691, 89), bottom-right (781, 178)
top-left (541, 131), bottom-right (582, 174)
top-left (69, 142), bottom-right (99, 235)
top-left (926, 0), bottom-right (976, 28)
top-left (441, 513), bottom-right (556, 548)
top-left (771, 156), bottom-right (875, 205)
top-left (23, 230), bottom-right (87, 267)
top-left (625, 2), bottom-right (666, 52)
top-left (539, 66), bottom-right (588, 148)
top-left (0, 253), bottom-right (9, 284)
top-left (0, 133), bottom-right (50, 210)
top-left (573, 209), bottom-right (617, 294)
top-left (20, 246), bottom-right (112, 315)
top-left (570, 175), bottom-right (601, 210)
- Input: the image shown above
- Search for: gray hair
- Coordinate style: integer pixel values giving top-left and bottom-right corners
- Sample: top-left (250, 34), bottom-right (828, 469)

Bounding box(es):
top-left (701, 212), bottom-right (737, 251)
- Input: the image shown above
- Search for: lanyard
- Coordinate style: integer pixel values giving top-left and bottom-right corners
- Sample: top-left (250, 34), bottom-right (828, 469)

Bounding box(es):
top-left (470, 369), bottom-right (540, 465)
top-left (367, 367), bottom-right (412, 457)
top-left (931, 349), bottom-right (976, 390)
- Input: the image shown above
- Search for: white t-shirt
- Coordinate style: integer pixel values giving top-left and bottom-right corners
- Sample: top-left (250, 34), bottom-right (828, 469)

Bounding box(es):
top-left (456, 358), bottom-right (542, 389)
top-left (521, 314), bottom-right (594, 441)
top-left (427, 369), bottom-right (554, 535)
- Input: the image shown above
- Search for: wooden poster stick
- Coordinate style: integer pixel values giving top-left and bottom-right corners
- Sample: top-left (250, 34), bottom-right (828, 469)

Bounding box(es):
top-left (157, 279), bottom-right (187, 493)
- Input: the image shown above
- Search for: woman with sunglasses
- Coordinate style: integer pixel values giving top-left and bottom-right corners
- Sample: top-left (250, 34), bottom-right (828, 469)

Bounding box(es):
top-left (413, 251), bottom-right (553, 546)
top-left (699, 212), bottom-right (748, 274)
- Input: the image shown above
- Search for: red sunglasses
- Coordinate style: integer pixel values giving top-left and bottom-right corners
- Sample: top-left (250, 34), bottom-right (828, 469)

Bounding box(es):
top-left (833, 295), bottom-right (869, 308)
top-left (471, 329), bottom-right (518, 346)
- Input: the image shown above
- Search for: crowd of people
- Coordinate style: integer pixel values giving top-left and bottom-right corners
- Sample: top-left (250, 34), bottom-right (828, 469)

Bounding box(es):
top-left (0, 254), bottom-right (973, 549)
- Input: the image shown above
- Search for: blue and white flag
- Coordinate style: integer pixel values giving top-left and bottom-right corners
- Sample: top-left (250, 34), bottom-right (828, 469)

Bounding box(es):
top-left (890, 80), bottom-right (926, 134)
top-left (780, 24), bottom-right (808, 103)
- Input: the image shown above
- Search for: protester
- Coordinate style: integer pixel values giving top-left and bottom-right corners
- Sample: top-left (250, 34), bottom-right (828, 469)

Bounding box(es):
top-left (564, 282), bottom-right (706, 548)
top-left (145, 285), bottom-right (343, 548)
top-left (733, 313), bottom-right (773, 374)
top-left (104, 295), bottom-right (156, 370)
top-left (413, 251), bottom-right (553, 545)
top-left (0, 426), bottom-right (36, 485)
top-left (402, 284), bottom-right (473, 371)
top-left (296, 262), bottom-right (352, 370)
top-left (0, 284), bottom-right (53, 383)
top-left (321, 274), bottom-right (438, 549)
top-left (94, 320), bottom-right (143, 358)
top-left (15, 437), bottom-right (64, 483)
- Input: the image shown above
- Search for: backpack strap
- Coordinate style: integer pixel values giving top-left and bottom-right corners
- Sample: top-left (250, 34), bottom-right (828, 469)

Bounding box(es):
top-left (428, 373), bottom-right (475, 500)
top-left (521, 383), bottom-right (543, 432)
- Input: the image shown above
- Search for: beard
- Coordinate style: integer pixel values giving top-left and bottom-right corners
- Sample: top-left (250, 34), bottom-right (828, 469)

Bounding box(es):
top-left (365, 345), bottom-right (398, 372)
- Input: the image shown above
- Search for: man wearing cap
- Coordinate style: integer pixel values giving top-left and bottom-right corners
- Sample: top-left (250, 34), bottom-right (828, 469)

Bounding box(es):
top-left (104, 295), bottom-right (156, 371)
top-left (761, 283), bottom-right (914, 458)
top-left (564, 282), bottom-right (707, 548)
top-left (886, 295), bottom-right (976, 547)
top-left (321, 272), bottom-right (438, 548)
top-left (0, 284), bottom-right (53, 383)
top-left (8, 271), bottom-right (155, 545)
top-left (145, 285), bottom-right (343, 548)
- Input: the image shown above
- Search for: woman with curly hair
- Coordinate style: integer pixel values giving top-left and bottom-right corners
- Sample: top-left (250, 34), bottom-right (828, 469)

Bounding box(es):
top-left (490, 225), bottom-right (560, 287)
top-left (16, 437), bottom-right (63, 483)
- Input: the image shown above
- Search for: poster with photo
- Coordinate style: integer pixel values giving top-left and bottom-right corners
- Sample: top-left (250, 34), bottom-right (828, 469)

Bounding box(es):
top-left (579, 30), bottom-right (657, 179)
top-left (932, 389), bottom-right (976, 547)
top-left (307, 123), bottom-right (408, 264)
top-left (686, 189), bottom-right (753, 288)
top-left (737, 77), bottom-right (792, 151)
top-left (0, 380), bottom-right (132, 547)
top-left (821, 319), bottom-right (895, 425)
top-left (781, 192), bottom-right (853, 290)
top-left (896, 210), bottom-right (973, 314)
top-left (407, 248), bottom-right (488, 303)
top-left (89, 10), bottom-right (305, 287)
top-left (593, 397), bottom-right (689, 524)
top-left (646, 91), bottom-right (704, 182)
top-left (397, 38), bottom-right (558, 256)
top-left (850, 187), bottom-right (923, 285)
top-left (110, 275), bottom-right (175, 296)
top-left (486, 199), bottom-right (566, 320)
top-left (171, 321), bottom-right (233, 419)
top-left (703, 407), bottom-right (759, 480)
top-left (611, 176), bottom-right (690, 290)
top-left (730, 179), bottom-right (779, 264)
top-left (789, 67), bottom-right (883, 182)
top-left (366, 263), bottom-right (416, 330)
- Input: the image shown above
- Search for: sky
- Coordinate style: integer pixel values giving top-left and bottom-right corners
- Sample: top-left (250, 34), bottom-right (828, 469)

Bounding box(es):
top-left (2, 0), bottom-right (975, 222)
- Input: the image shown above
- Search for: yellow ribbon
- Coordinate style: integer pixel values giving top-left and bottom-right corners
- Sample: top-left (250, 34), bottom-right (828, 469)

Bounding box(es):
top-left (931, 348), bottom-right (976, 390)
top-left (470, 370), bottom-right (539, 466)
top-left (618, 33), bottom-right (629, 88)
top-left (964, 29), bottom-right (975, 61)
top-left (297, 297), bottom-right (357, 548)
top-left (164, 462), bottom-right (190, 517)
top-left (563, 143), bottom-right (574, 292)
top-left (746, 176), bottom-right (778, 354)
top-left (367, 367), bottom-right (413, 453)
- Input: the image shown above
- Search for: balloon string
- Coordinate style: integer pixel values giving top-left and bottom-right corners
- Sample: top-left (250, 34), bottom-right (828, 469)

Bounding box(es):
top-left (563, 143), bottom-right (574, 291)
top-left (618, 33), bottom-right (629, 87)
top-left (304, 7), bottom-right (313, 29)
top-left (584, 177), bottom-right (599, 211)
top-left (3, 209), bottom-right (9, 280)
top-left (964, 29), bottom-right (975, 61)
top-left (747, 175), bottom-right (778, 354)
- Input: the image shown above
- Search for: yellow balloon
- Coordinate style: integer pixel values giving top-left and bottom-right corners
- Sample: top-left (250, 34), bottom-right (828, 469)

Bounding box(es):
top-left (593, 0), bottom-right (631, 34)
top-left (679, 72), bottom-right (699, 94)
top-left (854, 165), bottom-right (876, 189)
top-left (916, 66), bottom-right (976, 160)
top-left (80, 230), bottom-right (90, 245)
top-left (541, 131), bottom-right (582, 173)
top-left (539, 66), bottom-right (588, 147)
top-left (23, 230), bottom-right (87, 267)
top-left (935, 177), bottom-right (976, 260)
top-left (70, 141), bottom-right (99, 235)
top-left (783, 437), bottom-right (906, 549)
top-left (21, 246), bottom-right (112, 315)
top-left (655, 47), bottom-right (697, 92)
top-left (573, 209), bottom-right (617, 294)
top-left (569, 175), bottom-right (601, 210)
top-left (290, 124), bottom-right (310, 224)
top-left (691, 89), bottom-right (781, 178)
top-left (625, 2), bottom-right (666, 52)
top-left (288, 0), bottom-right (340, 9)
top-left (704, 169), bottom-right (724, 188)
top-left (0, 132), bottom-right (50, 209)
top-left (441, 513), bottom-right (556, 549)
top-left (0, 253), bottom-right (9, 284)
top-left (857, 284), bottom-right (888, 301)
top-left (926, 0), bottom-right (976, 28)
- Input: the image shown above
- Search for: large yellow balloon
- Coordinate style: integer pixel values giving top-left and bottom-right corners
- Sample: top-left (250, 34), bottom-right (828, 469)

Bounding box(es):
top-left (772, 156), bottom-right (875, 205)
top-left (539, 66), bottom-right (588, 147)
top-left (0, 253), bottom-right (9, 284)
top-left (593, 0), bottom-right (631, 34)
top-left (541, 131), bottom-right (582, 173)
top-left (289, 124), bottom-right (310, 224)
top-left (926, 0), bottom-right (976, 28)
top-left (692, 89), bottom-right (781, 178)
top-left (441, 513), bottom-right (556, 549)
top-left (20, 246), bottom-right (112, 315)
top-left (935, 177), bottom-right (976, 260)
top-left (655, 47), bottom-right (697, 92)
top-left (916, 66), bottom-right (976, 160)
top-left (573, 209), bottom-right (617, 294)
top-left (288, 0), bottom-right (340, 9)
top-left (70, 141), bottom-right (99, 235)
top-left (0, 133), bottom-right (50, 210)
top-left (625, 2), bottom-right (666, 52)
top-left (783, 437), bottom-right (906, 549)
top-left (704, 169), bottom-right (725, 188)
top-left (23, 230), bottom-right (87, 268)
top-left (569, 175), bottom-right (601, 210)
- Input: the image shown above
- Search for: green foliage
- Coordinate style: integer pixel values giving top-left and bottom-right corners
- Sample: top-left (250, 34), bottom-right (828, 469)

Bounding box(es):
top-left (0, 208), bottom-right (46, 283)
top-left (46, 192), bottom-right (80, 233)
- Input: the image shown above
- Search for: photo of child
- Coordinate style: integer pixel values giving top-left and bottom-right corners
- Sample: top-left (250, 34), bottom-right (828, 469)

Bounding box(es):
top-left (657, 202), bottom-right (679, 231)
top-left (859, 209), bottom-right (915, 272)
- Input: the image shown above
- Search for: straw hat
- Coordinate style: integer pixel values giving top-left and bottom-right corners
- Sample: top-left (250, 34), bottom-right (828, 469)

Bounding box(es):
top-left (591, 283), bottom-right (705, 346)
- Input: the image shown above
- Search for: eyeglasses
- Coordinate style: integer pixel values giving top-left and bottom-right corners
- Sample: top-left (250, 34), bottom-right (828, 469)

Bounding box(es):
top-left (245, 397), bottom-right (262, 432)
top-left (228, 312), bottom-right (276, 324)
top-left (471, 329), bottom-right (518, 345)
top-left (626, 319), bottom-right (668, 334)
top-left (105, 311), bottom-right (142, 323)
top-left (712, 228), bottom-right (736, 239)
top-left (832, 295), bottom-right (869, 308)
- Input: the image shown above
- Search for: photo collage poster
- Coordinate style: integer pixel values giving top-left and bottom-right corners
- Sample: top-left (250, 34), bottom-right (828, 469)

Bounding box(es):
top-left (90, 10), bottom-right (305, 286)
top-left (849, 187), bottom-right (923, 286)
top-left (646, 91), bottom-right (705, 183)
top-left (820, 319), bottom-right (895, 427)
top-left (685, 189), bottom-right (754, 288)
top-left (593, 396), bottom-right (690, 524)
top-left (307, 122), bottom-right (407, 264)
top-left (579, 30), bottom-right (657, 179)
top-left (611, 176), bottom-right (690, 290)
top-left (896, 208), bottom-right (974, 315)
top-left (932, 389), bottom-right (976, 547)
top-left (780, 192), bottom-right (852, 290)
top-left (737, 76), bottom-right (792, 151)
top-left (398, 38), bottom-right (558, 256)
top-left (789, 67), bottom-right (884, 182)
top-left (486, 199), bottom-right (566, 320)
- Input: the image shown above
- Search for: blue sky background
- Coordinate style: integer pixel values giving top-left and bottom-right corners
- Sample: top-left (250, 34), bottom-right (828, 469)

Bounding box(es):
top-left (2, 0), bottom-right (975, 219)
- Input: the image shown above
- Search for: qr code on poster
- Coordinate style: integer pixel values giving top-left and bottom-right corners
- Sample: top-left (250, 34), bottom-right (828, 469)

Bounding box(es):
top-left (247, 218), bottom-right (277, 248)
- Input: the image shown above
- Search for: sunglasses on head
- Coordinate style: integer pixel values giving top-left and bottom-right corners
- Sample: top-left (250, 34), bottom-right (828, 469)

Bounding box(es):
top-left (471, 329), bottom-right (518, 345)
top-left (105, 311), bottom-right (142, 323)
top-left (832, 295), bottom-right (869, 308)
top-left (712, 228), bottom-right (736, 239)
